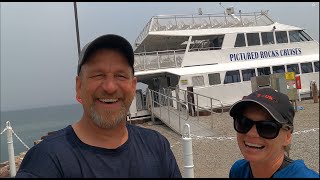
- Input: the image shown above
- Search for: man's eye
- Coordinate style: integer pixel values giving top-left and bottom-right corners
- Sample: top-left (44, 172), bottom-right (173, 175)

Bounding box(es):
top-left (116, 74), bottom-right (128, 79)
top-left (90, 74), bottom-right (104, 78)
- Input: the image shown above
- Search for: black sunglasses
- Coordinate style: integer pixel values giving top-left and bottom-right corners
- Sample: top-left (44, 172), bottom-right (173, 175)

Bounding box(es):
top-left (233, 115), bottom-right (291, 139)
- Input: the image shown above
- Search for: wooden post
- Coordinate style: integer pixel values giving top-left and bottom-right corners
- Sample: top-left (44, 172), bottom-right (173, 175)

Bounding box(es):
top-left (187, 86), bottom-right (195, 116)
top-left (311, 81), bottom-right (319, 103)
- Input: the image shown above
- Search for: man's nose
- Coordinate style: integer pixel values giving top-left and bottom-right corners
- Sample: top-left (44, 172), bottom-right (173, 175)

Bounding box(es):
top-left (101, 77), bottom-right (117, 94)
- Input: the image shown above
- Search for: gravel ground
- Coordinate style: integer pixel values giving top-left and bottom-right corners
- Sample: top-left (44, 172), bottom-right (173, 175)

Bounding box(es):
top-left (138, 99), bottom-right (319, 178)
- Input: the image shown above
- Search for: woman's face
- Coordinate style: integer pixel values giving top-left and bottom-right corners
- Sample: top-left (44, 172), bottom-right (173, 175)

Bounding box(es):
top-left (236, 105), bottom-right (292, 164)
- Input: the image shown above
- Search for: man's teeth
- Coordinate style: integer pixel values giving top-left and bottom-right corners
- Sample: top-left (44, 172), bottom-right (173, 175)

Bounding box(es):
top-left (99, 99), bottom-right (118, 103)
top-left (245, 142), bottom-right (264, 148)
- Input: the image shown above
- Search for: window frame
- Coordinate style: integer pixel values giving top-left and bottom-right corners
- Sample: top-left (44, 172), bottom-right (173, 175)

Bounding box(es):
top-left (257, 67), bottom-right (271, 76)
top-left (286, 63), bottom-right (300, 74)
top-left (192, 75), bottom-right (205, 87)
top-left (300, 62), bottom-right (313, 74)
top-left (208, 73), bottom-right (221, 85)
top-left (275, 31), bottom-right (288, 44)
top-left (234, 33), bottom-right (246, 47)
top-left (223, 70), bottom-right (241, 84)
top-left (246, 33), bottom-right (261, 46)
top-left (241, 68), bottom-right (256, 81)
top-left (272, 65), bottom-right (285, 74)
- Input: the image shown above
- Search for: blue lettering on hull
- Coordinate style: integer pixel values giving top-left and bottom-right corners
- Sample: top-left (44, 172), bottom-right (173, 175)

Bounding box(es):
top-left (229, 48), bottom-right (302, 61)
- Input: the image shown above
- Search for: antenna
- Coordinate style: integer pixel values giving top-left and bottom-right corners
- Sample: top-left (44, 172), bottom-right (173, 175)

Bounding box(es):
top-left (219, 2), bottom-right (225, 10)
top-left (219, 2), bottom-right (227, 15)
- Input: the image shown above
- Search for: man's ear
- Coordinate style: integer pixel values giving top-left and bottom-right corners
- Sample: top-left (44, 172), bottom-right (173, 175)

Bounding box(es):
top-left (76, 95), bottom-right (82, 104)
top-left (76, 76), bottom-right (82, 104)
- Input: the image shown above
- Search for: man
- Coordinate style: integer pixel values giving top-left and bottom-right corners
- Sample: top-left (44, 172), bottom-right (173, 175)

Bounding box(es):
top-left (16, 34), bottom-right (182, 178)
top-left (228, 88), bottom-right (319, 178)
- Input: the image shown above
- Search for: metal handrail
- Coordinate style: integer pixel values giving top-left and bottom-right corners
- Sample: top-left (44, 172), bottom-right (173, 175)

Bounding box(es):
top-left (188, 47), bottom-right (222, 51)
top-left (135, 49), bottom-right (186, 56)
top-left (147, 88), bottom-right (189, 134)
top-left (135, 18), bottom-right (153, 45)
top-left (168, 87), bottom-right (224, 112)
top-left (167, 86), bottom-right (224, 129)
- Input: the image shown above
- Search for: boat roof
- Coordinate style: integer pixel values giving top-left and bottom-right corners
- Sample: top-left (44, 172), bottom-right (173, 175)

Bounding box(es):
top-left (147, 22), bottom-right (301, 36)
top-left (133, 10), bottom-right (307, 52)
top-left (134, 22), bottom-right (302, 52)
top-left (135, 54), bottom-right (318, 77)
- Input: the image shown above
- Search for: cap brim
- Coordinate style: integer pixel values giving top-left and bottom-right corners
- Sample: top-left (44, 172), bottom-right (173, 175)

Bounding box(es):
top-left (229, 99), bottom-right (288, 124)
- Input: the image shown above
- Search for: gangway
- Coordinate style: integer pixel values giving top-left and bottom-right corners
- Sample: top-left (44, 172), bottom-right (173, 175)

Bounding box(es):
top-left (146, 87), bottom-right (224, 136)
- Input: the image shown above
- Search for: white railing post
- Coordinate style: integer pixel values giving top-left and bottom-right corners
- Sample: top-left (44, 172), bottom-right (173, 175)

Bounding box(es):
top-left (6, 121), bottom-right (17, 177)
top-left (182, 123), bottom-right (194, 178)
top-left (167, 89), bottom-right (171, 125)
top-left (196, 95), bottom-right (199, 121)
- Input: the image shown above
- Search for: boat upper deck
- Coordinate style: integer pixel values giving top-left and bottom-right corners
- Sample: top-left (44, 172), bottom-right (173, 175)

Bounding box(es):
top-left (135, 10), bottom-right (274, 45)
top-left (132, 9), bottom-right (319, 74)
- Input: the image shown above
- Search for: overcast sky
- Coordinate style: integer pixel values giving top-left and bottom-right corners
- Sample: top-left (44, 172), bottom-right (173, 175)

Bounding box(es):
top-left (1, 2), bottom-right (319, 111)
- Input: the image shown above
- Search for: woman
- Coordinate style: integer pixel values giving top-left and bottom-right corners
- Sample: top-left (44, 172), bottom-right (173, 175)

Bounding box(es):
top-left (228, 88), bottom-right (319, 178)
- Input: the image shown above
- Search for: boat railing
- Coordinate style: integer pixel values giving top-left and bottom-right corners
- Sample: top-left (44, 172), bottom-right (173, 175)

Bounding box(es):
top-left (166, 86), bottom-right (224, 129)
top-left (188, 46), bottom-right (222, 52)
top-left (134, 10), bottom-right (274, 45)
top-left (147, 88), bottom-right (190, 135)
top-left (135, 18), bottom-right (153, 47)
top-left (167, 86), bottom-right (224, 114)
top-left (134, 49), bottom-right (185, 71)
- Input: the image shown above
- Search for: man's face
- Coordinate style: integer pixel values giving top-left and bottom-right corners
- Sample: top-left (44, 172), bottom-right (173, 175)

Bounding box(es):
top-left (76, 49), bottom-right (136, 129)
top-left (236, 105), bottom-right (291, 164)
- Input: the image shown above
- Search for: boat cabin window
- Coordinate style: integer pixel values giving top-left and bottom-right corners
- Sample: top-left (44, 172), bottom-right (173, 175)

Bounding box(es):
top-left (272, 65), bottom-right (285, 73)
top-left (314, 61), bottom-right (319, 72)
top-left (257, 67), bottom-right (271, 76)
top-left (224, 70), bottom-right (241, 84)
top-left (261, 32), bottom-right (275, 45)
top-left (234, 33), bottom-right (246, 47)
top-left (289, 30), bottom-right (313, 42)
top-left (301, 62), bottom-right (313, 74)
top-left (189, 35), bottom-right (224, 51)
top-left (192, 75), bottom-right (205, 87)
top-left (247, 33), bottom-right (261, 46)
top-left (210, 36), bottom-right (224, 50)
top-left (287, 64), bottom-right (300, 74)
top-left (275, 31), bottom-right (288, 44)
top-left (208, 73), bottom-right (221, 85)
top-left (242, 69), bottom-right (256, 81)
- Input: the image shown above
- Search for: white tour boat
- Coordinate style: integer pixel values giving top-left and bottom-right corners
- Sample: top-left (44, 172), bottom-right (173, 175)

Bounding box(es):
top-left (128, 7), bottom-right (319, 120)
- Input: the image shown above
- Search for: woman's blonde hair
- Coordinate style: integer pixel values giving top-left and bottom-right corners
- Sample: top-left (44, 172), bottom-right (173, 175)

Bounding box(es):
top-left (284, 144), bottom-right (291, 157)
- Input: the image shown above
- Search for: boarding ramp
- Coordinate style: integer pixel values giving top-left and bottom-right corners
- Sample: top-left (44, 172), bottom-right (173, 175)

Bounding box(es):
top-left (146, 87), bottom-right (224, 136)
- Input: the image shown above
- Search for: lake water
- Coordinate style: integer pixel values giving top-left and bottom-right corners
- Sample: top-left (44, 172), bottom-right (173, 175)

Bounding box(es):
top-left (0, 104), bottom-right (83, 162)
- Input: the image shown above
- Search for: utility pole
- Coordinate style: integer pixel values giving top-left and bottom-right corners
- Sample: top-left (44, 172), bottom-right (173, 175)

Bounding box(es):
top-left (73, 2), bottom-right (81, 57)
